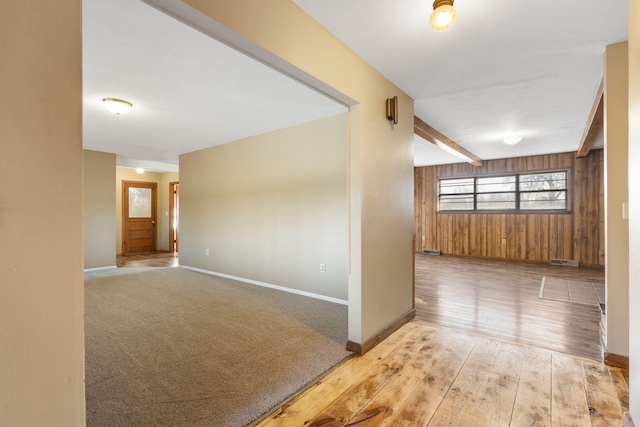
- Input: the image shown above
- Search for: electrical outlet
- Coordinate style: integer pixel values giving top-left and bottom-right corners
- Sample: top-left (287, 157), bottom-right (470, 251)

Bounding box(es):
top-left (320, 264), bottom-right (326, 273)
top-left (501, 239), bottom-right (506, 245)
top-left (205, 248), bottom-right (210, 256)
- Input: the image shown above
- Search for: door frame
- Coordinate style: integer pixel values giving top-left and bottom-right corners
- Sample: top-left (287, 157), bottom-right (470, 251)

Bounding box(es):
top-left (169, 181), bottom-right (179, 253)
top-left (122, 180), bottom-right (157, 255)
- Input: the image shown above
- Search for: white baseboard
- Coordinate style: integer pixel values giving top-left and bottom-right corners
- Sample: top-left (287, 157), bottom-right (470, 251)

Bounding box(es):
top-left (180, 265), bottom-right (348, 306)
top-left (84, 265), bottom-right (117, 272)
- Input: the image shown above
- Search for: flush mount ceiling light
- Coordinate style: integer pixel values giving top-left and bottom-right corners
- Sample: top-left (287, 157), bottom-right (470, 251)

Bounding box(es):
top-left (504, 136), bottom-right (523, 145)
top-left (430, 0), bottom-right (457, 32)
top-left (102, 97), bottom-right (133, 115)
top-left (135, 167), bottom-right (144, 174)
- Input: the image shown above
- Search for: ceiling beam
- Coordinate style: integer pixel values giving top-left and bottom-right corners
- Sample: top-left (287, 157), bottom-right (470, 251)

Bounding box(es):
top-left (414, 116), bottom-right (483, 167)
top-left (576, 79), bottom-right (604, 158)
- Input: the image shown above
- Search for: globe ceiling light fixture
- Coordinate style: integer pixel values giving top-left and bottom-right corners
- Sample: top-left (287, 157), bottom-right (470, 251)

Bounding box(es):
top-left (504, 136), bottom-right (523, 145)
top-left (430, 0), bottom-right (457, 32)
top-left (102, 97), bottom-right (133, 115)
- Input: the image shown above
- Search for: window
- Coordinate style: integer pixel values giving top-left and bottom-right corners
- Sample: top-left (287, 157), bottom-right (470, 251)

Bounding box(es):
top-left (438, 171), bottom-right (568, 212)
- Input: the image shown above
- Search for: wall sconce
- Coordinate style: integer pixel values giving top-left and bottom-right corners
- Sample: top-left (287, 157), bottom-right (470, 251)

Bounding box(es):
top-left (386, 96), bottom-right (398, 124)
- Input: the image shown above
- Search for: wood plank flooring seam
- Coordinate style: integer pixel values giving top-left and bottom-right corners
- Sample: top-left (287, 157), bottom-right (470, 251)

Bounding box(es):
top-left (580, 361), bottom-right (625, 426)
top-left (314, 331), bottom-right (434, 425)
top-left (507, 347), bottom-right (533, 427)
top-left (609, 368), bottom-right (630, 414)
top-left (423, 337), bottom-right (480, 426)
top-left (342, 328), bottom-right (461, 426)
top-left (551, 353), bottom-right (592, 426)
top-left (510, 347), bottom-right (553, 426)
top-left (273, 328), bottom-right (427, 426)
top-left (413, 320), bottom-right (604, 366)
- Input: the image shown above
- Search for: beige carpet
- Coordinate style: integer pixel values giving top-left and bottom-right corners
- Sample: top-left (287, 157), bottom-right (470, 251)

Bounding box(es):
top-left (85, 267), bottom-right (350, 426)
top-left (539, 276), bottom-right (605, 307)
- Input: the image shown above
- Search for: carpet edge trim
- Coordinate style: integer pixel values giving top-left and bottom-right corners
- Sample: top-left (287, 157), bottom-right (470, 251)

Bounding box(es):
top-left (180, 265), bottom-right (348, 305)
top-left (249, 351), bottom-right (355, 426)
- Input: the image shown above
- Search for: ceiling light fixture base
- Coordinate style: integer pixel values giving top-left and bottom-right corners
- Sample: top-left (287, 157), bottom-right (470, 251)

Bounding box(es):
top-left (503, 136), bottom-right (523, 145)
top-left (102, 98), bottom-right (133, 115)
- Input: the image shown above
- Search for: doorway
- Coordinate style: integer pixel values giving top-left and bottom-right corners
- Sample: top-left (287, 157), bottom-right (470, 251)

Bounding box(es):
top-left (122, 180), bottom-right (157, 254)
top-left (169, 182), bottom-right (179, 253)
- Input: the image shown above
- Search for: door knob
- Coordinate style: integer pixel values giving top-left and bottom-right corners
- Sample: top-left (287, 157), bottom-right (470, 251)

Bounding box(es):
top-left (151, 220), bottom-right (156, 224)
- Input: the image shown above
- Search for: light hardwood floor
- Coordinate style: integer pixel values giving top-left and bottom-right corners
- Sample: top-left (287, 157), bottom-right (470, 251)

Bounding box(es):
top-left (257, 255), bottom-right (623, 426)
top-left (257, 321), bottom-right (628, 426)
top-left (414, 253), bottom-right (605, 360)
top-left (116, 251), bottom-right (178, 267)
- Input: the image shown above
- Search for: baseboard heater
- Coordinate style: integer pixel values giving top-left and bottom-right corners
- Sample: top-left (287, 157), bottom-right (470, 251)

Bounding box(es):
top-left (550, 258), bottom-right (579, 267)
top-left (423, 249), bottom-right (441, 256)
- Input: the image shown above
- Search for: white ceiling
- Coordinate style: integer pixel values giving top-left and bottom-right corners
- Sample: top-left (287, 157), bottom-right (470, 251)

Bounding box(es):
top-left (293, 0), bottom-right (627, 166)
top-left (83, 0), bottom-right (628, 171)
top-left (82, 0), bottom-right (347, 172)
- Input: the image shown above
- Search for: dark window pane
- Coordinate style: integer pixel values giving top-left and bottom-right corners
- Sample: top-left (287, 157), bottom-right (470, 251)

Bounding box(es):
top-left (439, 178), bottom-right (474, 195)
top-left (477, 193), bottom-right (516, 210)
top-left (477, 176), bottom-right (516, 193)
top-left (519, 172), bottom-right (567, 191)
top-left (520, 191), bottom-right (566, 210)
top-left (437, 170), bottom-right (567, 212)
top-left (439, 194), bottom-right (474, 211)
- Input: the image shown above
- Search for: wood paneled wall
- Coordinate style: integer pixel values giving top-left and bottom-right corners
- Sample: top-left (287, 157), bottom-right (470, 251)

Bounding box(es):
top-left (414, 150), bottom-right (604, 265)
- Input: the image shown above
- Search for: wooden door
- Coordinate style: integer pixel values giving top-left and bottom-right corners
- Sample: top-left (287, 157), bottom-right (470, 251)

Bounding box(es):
top-left (169, 182), bottom-right (179, 253)
top-left (123, 181), bottom-right (157, 254)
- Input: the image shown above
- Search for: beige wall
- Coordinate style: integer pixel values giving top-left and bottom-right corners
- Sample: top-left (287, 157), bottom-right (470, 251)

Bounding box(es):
top-left (115, 168), bottom-right (178, 254)
top-left (179, 0), bottom-right (415, 346)
top-left (180, 114), bottom-right (348, 300)
top-left (84, 150), bottom-right (117, 269)
top-left (0, 1), bottom-right (85, 425)
top-left (604, 41), bottom-right (630, 357)
top-left (628, 0), bottom-right (639, 419)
